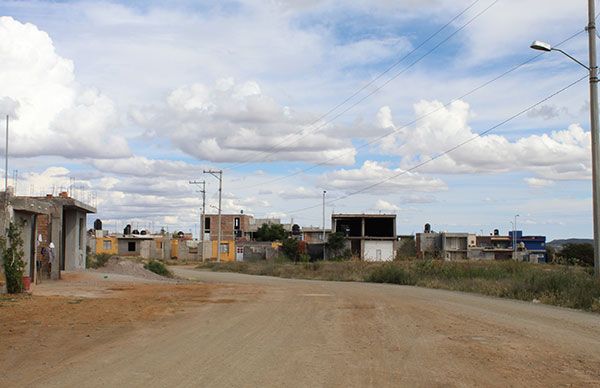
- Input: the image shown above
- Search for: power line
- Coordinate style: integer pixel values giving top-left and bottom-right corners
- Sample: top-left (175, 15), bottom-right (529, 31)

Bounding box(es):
top-left (231, 28), bottom-right (586, 191)
top-left (222, 0), bottom-right (498, 171)
top-left (283, 75), bottom-right (588, 216)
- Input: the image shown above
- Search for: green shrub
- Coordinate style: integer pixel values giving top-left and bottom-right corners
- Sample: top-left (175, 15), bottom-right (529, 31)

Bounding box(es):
top-left (282, 238), bottom-right (301, 262)
top-left (1, 222), bottom-right (25, 293)
top-left (144, 260), bottom-right (173, 277)
top-left (87, 253), bottom-right (112, 269)
top-left (366, 263), bottom-right (416, 285)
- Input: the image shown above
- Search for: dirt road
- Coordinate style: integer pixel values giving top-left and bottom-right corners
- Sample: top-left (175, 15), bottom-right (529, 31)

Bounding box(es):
top-left (4, 268), bottom-right (600, 387)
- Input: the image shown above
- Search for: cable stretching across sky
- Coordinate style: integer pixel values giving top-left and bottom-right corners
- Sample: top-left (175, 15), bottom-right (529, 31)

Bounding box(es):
top-left (282, 74), bottom-right (589, 216)
top-left (228, 28), bottom-right (586, 191)
top-left (221, 0), bottom-right (498, 172)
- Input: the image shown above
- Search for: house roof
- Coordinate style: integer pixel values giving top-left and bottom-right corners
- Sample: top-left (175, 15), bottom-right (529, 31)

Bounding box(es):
top-left (302, 227), bottom-right (331, 233)
top-left (332, 213), bottom-right (396, 219)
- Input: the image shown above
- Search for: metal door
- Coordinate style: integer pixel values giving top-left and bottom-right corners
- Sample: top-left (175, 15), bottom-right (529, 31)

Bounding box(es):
top-left (236, 246), bottom-right (244, 261)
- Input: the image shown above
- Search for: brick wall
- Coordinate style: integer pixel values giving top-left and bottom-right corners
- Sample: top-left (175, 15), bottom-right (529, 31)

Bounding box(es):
top-left (206, 214), bottom-right (251, 241)
top-left (35, 214), bottom-right (50, 261)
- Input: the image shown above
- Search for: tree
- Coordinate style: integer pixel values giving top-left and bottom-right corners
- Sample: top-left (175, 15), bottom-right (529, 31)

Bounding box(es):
top-left (1, 222), bottom-right (25, 293)
top-left (396, 237), bottom-right (416, 260)
top-left (281, 238), bottom-right (307, 262)
top-left (255, 223), bottom-right (287, 241)
top-left (558, 243), bottom-right (594, 266)
top-left (326, 232), bottom-right (347, 259)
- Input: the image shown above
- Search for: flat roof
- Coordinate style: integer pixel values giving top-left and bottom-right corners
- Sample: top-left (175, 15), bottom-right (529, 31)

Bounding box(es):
top-left (332, 213), bottom-right (396, 219)
top-left (31, 196), bottom-right (96, 213)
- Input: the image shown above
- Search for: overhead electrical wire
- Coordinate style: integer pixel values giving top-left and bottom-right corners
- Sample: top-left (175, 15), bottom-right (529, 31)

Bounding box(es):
top-left (229, 28), bottom-right (586, 191)
top-left (282, 74), bottom-right (588, 216)
top-left (221, 0), bottom-right (498, 171)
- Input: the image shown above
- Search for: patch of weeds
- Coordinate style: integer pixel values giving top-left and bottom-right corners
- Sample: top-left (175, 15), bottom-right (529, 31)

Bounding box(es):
top-left (144, 260), bottom-right (173, 277)
top-left (87, 253), bottom-right (112, 269)
top-left (365, 263), bottom-right (416, 285)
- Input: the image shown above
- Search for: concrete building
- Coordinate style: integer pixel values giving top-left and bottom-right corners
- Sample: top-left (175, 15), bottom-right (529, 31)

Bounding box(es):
top-left (416, 232), bottom-right (475, 260)
top-left (301, 227), bottom-right (330, 243)
top-left (0, 190), bottom-right (96, 291)
top-left (509, 231), bottom-right (547, 262)
top-left (332, 213), bottom-right (396, 261)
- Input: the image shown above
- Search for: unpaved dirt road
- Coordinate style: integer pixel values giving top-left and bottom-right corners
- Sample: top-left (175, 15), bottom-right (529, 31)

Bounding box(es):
top-left (3, 268), bottom-right (600, 387)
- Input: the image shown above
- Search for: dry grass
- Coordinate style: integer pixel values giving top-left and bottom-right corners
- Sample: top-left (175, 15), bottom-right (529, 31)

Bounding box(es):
top-left (199, 260), bottom-right (600, 313)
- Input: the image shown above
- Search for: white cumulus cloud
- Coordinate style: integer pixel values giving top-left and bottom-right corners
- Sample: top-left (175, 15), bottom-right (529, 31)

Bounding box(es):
top-left (0, 17), bottom-right (129, 159)
top-left (131, 78), bottom-right (357, 165)
top-left (380, 100), bottom-right (591, 180)
top-left (319, 160), bottom-right (447, 194)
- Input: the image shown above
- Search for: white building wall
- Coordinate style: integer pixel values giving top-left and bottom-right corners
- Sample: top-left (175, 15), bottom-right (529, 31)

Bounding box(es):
top-left (364, 240), bottom-right (394, 261)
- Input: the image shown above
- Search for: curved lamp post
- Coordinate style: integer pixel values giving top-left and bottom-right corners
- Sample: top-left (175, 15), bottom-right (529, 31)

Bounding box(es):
top-left (531, 0), bottom-right (600, 277)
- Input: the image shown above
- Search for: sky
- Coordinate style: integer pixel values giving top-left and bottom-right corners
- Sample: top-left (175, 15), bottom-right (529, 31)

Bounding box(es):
top-left (0, 0), bottom-right (595, 240)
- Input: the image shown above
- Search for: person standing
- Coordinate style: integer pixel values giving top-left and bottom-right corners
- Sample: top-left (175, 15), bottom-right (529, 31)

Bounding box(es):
top-left (48, 242), bottom-right (58, 280)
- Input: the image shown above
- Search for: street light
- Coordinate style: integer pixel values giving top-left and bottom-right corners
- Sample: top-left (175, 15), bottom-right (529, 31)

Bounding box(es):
top-left (513, 214), bottom-right (519, 260)
top-left (530, 41), bottom-right (590, 69)
top-left (531, 0), bottom-right (600, 277)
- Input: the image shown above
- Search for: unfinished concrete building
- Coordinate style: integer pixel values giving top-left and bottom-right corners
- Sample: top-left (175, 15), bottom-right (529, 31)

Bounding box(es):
top-left (0, 191), bottom-right (96, 291)
top-left (416, 231), bottom-right (475, 260)
top-left (332, 214), bottom-right (397, 261)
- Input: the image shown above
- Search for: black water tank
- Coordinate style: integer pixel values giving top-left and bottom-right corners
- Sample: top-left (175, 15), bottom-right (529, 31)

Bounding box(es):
top-left (424, 223), bottom-right (431, 233)
top-left (124, 224), bottom-right (131, 235)
top-left (292, 224), bottom-right (301, 235)
top-left (132, 229), bottom-right (140, 235)
top-left (494, 229), bottom-right (499, 236)
top-left (140, 230), bottom-right (147, 235)
top-left (93, 219), bottom-right (102, 231)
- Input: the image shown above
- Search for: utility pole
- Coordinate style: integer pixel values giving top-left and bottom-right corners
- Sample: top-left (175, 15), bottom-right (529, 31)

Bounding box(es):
top-left (4, 115), bottom-right (8, 192)
top-left (322, 190), bottom-right (326, 260)
top-left (588, 0), bottom-right (600, 278)
top-left (204, 170), bottom-right (223, 262)
top-left (530, 1), bottom-right (600, 277)
top-left (189, 180), bottom-right (206, 261)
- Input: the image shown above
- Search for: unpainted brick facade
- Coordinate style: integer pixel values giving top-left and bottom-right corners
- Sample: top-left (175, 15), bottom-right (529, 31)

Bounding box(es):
top-left (205, 214), bottom-right (252, 241)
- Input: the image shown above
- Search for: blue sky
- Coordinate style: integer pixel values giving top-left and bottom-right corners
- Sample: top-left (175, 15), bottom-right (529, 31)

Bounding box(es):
top-left (0, 0), bottom-right (594, 239)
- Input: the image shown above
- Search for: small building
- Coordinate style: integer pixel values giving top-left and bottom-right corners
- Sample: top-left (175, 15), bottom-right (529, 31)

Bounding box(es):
top-left (416, 231), bottom-right (475, 260)
top-left (0, 190), bottom-right (96, 292)
top-left (301, 227), bottom-right (330, 243)
top-left (235, 241), bottom-right (280, 261)
top-left (94, 234), bottom-right (118, 255)
top-left (115, 235), bottom-right (155, 256)
top-left (332, 213), bottom-right (396, 261)
top-left (210, 240), bottom-right (235, 261)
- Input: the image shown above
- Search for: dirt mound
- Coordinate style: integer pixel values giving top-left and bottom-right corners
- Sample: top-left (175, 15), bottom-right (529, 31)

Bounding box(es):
top-left (94, 258), bottom-right (172, 281)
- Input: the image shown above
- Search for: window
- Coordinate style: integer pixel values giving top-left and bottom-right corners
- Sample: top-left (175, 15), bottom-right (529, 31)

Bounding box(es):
top-left (234, 217), bottom-right (240, 230)
top-left (103, 240), bottom-right (112, 250)
top-left (204, 217), bottom-right (211, 230)
top-left (128, 241), bottom-right (136, 252)
top-left (220, 243), bottom-right (229, 253)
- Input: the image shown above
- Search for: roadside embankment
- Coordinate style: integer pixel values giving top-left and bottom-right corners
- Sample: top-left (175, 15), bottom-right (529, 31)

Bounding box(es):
top-left (198, 260), bottom-right (600, 312)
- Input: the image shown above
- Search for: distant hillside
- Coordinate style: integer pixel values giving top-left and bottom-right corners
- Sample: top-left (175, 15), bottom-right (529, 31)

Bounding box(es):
top-left (547, 239), bottom-right (593, 249)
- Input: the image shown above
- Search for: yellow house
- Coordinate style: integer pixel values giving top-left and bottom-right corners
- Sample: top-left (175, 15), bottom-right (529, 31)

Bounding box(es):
top-left (95, 236), bottom-right (118, 255)
top-left (170, 238), bottom-right (179, 259)
top-left (211, 240), bottom-right (235, 261)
